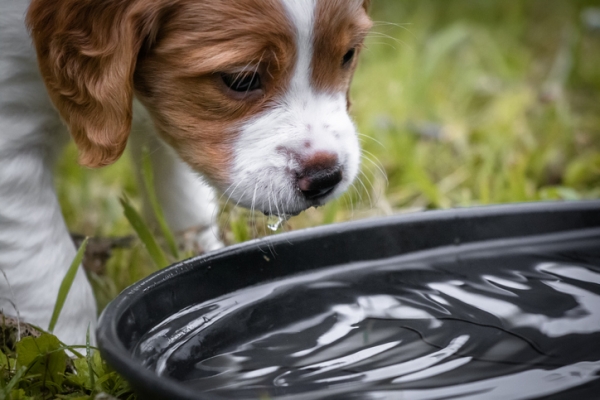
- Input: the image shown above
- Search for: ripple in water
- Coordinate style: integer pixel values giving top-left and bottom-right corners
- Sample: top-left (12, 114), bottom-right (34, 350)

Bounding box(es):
top-left (134, 233), bottom-right (600, 399)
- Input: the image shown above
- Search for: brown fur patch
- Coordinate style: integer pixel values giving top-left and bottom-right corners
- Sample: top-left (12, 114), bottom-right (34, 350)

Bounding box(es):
top-left (134, 0), bottom-right (296, 186)
top-left (26, 0), bottom-right (166, 167)
top-left (26, 0), bottom-right (295, 187)
top-left (312, 0), bottom-right (372, 94)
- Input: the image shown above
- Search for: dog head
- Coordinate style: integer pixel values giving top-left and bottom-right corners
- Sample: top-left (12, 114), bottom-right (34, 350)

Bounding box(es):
top-left (27, 0), bottom-right (372, 216)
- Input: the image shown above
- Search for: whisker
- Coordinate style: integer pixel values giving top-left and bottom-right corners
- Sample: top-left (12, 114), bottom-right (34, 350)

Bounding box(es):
top-left (217, 179), bottom-right (239, 204)
top-left (267, 179), bottom-right (274, 219)
top-left (362, 42), bottom-right (398, 51)
top-left (220, 176), bottom-right (250, 227)
top-left (348, 182), bottom-right (361, 216)
top-left (359, 168), bottom-right (385, 208)
top-left (359, 168), bottom-right (376, 192)
top-left (245, 51), bottom-right (265, 97)
top-left (371, 20), bottom-right (417, 37)
top-left (367, 31), bottom-right (402, 42)
top-left (371, 20), bottom-right (414, 28)
top-left (368, 29), bottom-right (413, 51)
top-left (350, 179), bottom-right (365, 205)
top-left (355, 175), bottom-right (373, 208)
top-left (220, 180), bottom-right (244, 213)
top-left (250, 183), bottom-right (259, 238)
top-left (233, 56), bottom-right (259, 83)
top-left (361, 150), bottom-right (388, 184)
top-left (357, 133), bottom-right (385, 149)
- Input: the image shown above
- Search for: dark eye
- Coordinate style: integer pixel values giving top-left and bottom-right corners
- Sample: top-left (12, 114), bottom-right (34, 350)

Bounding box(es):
top-left (342, 48), bottom-right (356, 66)
top-left (221, 71), bottom-right (262, 93)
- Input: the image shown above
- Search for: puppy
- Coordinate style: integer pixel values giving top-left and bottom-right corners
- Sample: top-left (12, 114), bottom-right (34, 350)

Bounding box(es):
top-left (0, 0), bottom-right (371, 345)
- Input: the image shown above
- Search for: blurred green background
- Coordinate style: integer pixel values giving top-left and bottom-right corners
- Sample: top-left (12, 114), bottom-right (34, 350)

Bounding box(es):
top-left (54, 0), bottom-right (600, 310)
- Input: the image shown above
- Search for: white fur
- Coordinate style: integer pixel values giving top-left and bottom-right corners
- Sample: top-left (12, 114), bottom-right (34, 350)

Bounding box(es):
top-left (129, 102), bottom-right (223, 253)
top-left (227, 0), bottom-right (361, 215)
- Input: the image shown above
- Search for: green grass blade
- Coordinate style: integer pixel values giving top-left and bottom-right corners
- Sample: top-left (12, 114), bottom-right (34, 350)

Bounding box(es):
top-left (48, 238), bottom-right (88, 333)
top-left (86, 326), bottom-right (96, 392)
top-left (141, 148), bottom-right (180, 259)
top-left (1, 366), bottom-right (27, 396)
top-left (120, 196), bottom-right (170, 269)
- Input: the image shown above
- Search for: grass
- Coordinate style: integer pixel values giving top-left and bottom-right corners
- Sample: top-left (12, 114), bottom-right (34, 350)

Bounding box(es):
top-left (2, 0), bottom-right (599, 398)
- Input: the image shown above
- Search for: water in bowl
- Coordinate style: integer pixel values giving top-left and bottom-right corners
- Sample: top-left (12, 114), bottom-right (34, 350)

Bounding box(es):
top-left (134, 232), bottom-right (600, 399)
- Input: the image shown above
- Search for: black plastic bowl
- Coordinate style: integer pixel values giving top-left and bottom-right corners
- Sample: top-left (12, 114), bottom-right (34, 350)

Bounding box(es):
top-left (97, 201), bottom-right (600, 399)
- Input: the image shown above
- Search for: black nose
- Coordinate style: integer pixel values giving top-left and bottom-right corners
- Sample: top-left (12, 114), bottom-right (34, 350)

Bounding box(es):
top-left (297, 152), bottom-right (343, 200)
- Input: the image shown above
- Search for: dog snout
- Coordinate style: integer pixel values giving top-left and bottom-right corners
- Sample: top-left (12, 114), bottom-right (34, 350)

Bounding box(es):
top-left (296, 151), bottom-right (343, 200)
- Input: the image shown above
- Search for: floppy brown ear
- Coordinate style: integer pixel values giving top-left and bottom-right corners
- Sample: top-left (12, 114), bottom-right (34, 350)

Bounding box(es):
top-left (26, 0), bottom-right (163, 167)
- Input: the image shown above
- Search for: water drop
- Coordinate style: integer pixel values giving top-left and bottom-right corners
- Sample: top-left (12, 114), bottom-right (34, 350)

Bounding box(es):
top-left (267, 215), bottom-right (289, 232)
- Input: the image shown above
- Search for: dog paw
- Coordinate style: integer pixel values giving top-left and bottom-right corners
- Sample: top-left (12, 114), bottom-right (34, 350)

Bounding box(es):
top-left (177, 224), bottom-right (224, 255)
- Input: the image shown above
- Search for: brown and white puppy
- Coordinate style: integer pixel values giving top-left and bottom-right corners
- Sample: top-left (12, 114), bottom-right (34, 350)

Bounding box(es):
top-left (0, 0), bottom-right (371, 345)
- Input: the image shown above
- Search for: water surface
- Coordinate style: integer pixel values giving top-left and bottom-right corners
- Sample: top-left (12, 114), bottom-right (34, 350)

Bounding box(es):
top-left (134, 231), bottom-right (600, 399)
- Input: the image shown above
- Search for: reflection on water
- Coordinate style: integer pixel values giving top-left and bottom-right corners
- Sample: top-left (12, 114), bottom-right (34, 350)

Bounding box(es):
top-left (134, 233), bottom-right (600, 399)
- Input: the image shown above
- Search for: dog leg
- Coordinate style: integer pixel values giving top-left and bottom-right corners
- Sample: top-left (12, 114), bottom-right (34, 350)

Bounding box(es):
top-left (0, 149), bottom-right (97, 346)
top-left (0, 5), bottom-right (97, 345)
top-left (129, 102), bottom-right (224, 254)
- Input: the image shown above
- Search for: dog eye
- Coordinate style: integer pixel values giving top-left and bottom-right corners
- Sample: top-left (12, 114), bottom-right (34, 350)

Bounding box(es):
top-left (342, 48), bottom-right (356, 67)
top-left (221, 72), bottom-right (262, 93)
